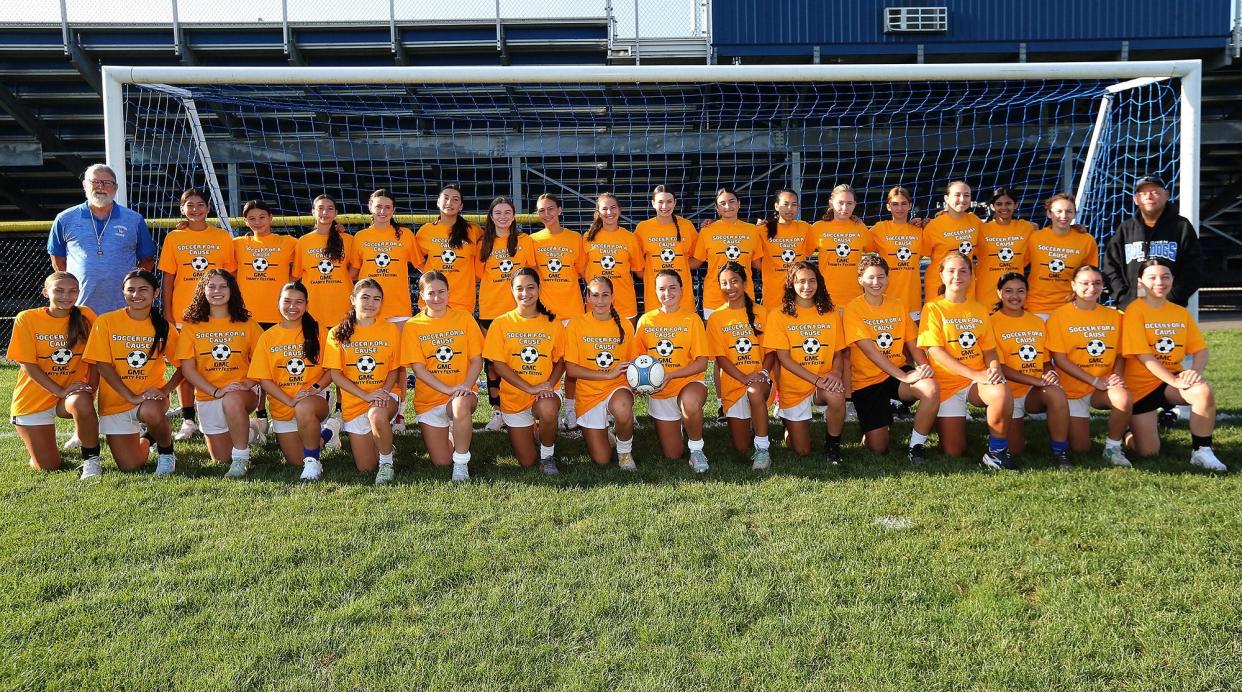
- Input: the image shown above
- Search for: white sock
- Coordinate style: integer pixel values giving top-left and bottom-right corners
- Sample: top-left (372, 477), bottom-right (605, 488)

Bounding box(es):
top-left (540, 444), bottom-right (556, 459)
top-left (754, 435), bottom-right (770, 450)
top-left (452, 451), bottom-right (471, 465)
top-left (687, 438), bottom-right (705, 453)
top-left (909, 430), bottom-right (929, 448)
top-left (231, 447), bottom-right (250, 462)
top-left (1105, 437), bottom-right (1122, 449)
top-left (378, 451), bottom-right (394, 466)
top-left (616, 437), bottom-right (634, 453)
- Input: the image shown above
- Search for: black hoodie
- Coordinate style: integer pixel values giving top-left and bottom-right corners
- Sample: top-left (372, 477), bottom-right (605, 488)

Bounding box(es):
top-left (1102, 204), bottom-right (1202, 308)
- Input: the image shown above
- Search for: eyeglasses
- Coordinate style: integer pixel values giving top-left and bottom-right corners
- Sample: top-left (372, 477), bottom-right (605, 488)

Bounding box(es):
top-left (87, 179), bottom-right (117, 188)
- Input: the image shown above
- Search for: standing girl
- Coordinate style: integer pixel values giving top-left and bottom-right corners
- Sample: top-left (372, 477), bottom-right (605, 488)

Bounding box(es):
top-left (810, 184), bottom-right (872, 305)
top-left (634, 186), bottom-right (699, 315)
top-left (416, 184), bottom-right (482, 314)
top-left (921, 181), bottom-right (982, 304)
top-left (868, 186), bottom-right (924, 321)
top-left (692, 187), bottom-right (763, 317)
top-left (349, 189), bottom-right (424, 323)
top-left (1026, 194), bottom-right (1099, 318)
top-left (975, 188), bottom-right (1035, 304)
top-left (757, 189), bottom-right (813, 311)
top-left (583, 193), bottom-right (643, 321)
top-left (292, 194), bottom-right (359, 335)
top-left (530, 193), bottom-right (588, 430)
top-left (706, 263), bottom-right (775, 469)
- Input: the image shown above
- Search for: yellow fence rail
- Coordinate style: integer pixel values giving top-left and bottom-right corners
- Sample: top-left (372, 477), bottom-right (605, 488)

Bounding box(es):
top-left (0, 213), bottom-right (543, 233)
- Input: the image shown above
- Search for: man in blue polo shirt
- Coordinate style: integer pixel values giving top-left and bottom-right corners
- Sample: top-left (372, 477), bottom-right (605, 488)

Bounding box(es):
top-left (48, 164), bottom-right (156, 314)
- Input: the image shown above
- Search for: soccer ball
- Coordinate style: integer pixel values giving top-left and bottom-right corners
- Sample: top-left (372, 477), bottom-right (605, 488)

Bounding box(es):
top-left (895, 247), bottom-right (913, 262)
top-left (626, 354), bottom-right (667, 395)
top-left (1085, 339), bottom-right (1107, 357)
top-left (734, 337), bottom-right (753, 355)
top-left (519, 346), bottom-right (540, 364)
top-left (594, 351), bottom-right (615, 368)
top-left (801, 337), bottom-right (821, 355)
top-left (1154, 336), bottom-right (1176, 355)
top-left (441, 249), bottom-right (457, 265)
top-left (875, 332), bottom-right (894, 350)
top-left (1017, 343), bottom-right (1038, 362)
top-left (356, 355), bottom-right (377, 373)
top-left (1048, 258), bottom-right (1066, 274)
top-left (49, 348), bottom-right (73, 365)
top-left (659, 248), bottom-right (676, 264)
top-left (655, 339), bottom-right (676, 357)
top-left (251, 257), bottom-right (269, 273)
top-left (434, 345), bottom-right (455, 363)
top-left (724, 245), bottom-right (742, 261)
top-left (957, 331), bottom-right (978, 350)
top-left (958, 241), bottom-right (974, 255)
top-left (285, 357), bottom-right (306, 376)
top-left (210, 343), bottom-right (232, 362)
top-left (600, 255), bottom-right (617, 271)
top-left (374, 253), bottom-right (391, 268)
top-left (190, 256), bottom-right (209, 272)
top-left (547, 258), bottom-right (563, 274)
top-left (998, 247), bottom-right (1015, 263)
top-left (835, 243), bottom-right (852, 258)
top-left (780, 248), bottom-right (797, 264)
top-left (499, 258), bottom-right (514, 274)
top-left (125, 350), bottom-right (148, 368)
top-left (316, 258), bottom-right (334, 276)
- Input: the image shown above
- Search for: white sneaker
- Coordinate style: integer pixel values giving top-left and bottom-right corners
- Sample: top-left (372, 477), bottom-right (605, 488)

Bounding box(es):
top-left (1190, 447), bottom-right (1227, 473)
top-left (299, 458), bottom-right (323, 481)
top-left (559, 408), bottom-right (577, 431)
top-left (1103, 445), bottom-right (1132, 468)
top-left (322, 416), bottom-right (342, 453)
top-left (845, 401), bottom-right (858, 423)
top-left (248, 418), bottom-right (268, 447)
top-left (173, 418), bottom-right (199, 441)
top-left (224, 457), bottom-right (250, 479)
top-left (154, 453), bottom-right (176, 476)
top-left (689, 449), bottom-right (709, 474)
top-left (63, 434), bottom-right (82, 451)
top-left (80, 455), bottom-right (102, 480)
top-left (451, 463), bottom-right (470, 482)
top-left (483, 410), bottom-right (505, 432)
top-left (618, 452), bottom-right (636, 471)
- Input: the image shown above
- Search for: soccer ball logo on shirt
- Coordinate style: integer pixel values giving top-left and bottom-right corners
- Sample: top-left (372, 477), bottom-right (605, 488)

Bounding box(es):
top-left (285, 357), bottom-right (306, 376)
top-left (190, 256), bottom-right (209, 272)
top-left (1154, 336), bottom-right (1177, 355)
top-left (734, 337), bottom-right (754, 356)
top-left (1017, 344), bottom-right (1038, 362)
top-left (440, 249), bottom-right (457, 266)
top-left (49, 348), bottom-right (73, 366)
top-left (1048, 258), bottom-right (1066, 274)
top-left (434, 345), bottom-right (456, 363)
top-left (547, 258), bottom-right (563, 274)
top-left (374, 253), bottom-right (392, 269)
top-left (801, 337), bottom-right (821, 355)
top-left (594, 351), bottom-right (615, 368)
top-left (251, 257), bottom-right (269, 273)
top-left (518, 346), bottom-right (541, 364)
top-left (724, 246), bottom-right (742, 261)
top-left (875, 332), bottom-right (895, 350)
top-left (957, 331), bottom-right (978, 350)
top-left (209, 344), bottom-right (232, 362)
top-left (499, 258), bottom-right (515, 274)
top-left (780, 248), bottom-right (797, 264)
top-left (356, 355), bottom-right (378, 374)
top-left (895, 247), bottom-right (913, 262)
top-left (834, 243), bottom-right (852, 259)
top-left (599, 255), bottom-right (617, 271)
top-left (958, 241), bottom-right (974, 256)
top-left (998, 247), bottom-right (1015, 263)
top-left (659, 248), bottom-right (677, 264)
top-left (1085, 339), bottom-right (1108, 357)
top-left (125, 350), bottom-right (148, 368)
top-left (654, 339), bottom-right (676, 357)
top-left (316, 258), bottom-right (335, 276)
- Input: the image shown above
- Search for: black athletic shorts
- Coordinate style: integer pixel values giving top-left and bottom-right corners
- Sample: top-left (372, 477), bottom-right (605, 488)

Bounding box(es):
top-left (852, 375), bottom-right (905, 433)
top-left (1132, 384), bottom-right (1173, 416)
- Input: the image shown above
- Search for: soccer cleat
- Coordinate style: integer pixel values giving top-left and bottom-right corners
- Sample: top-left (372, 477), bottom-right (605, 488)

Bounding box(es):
top-left (689, 449), bottom-right (710, 474)
top-left (248, 418), bottom-right (268, 447)
top-left (751, 447), bottom-right (771, 471)
top-left (1157, 408), bottom-right (1178, 432)
top-left (154, 453), bottom-right (176, 476)
top-left (63, 434), bottom-right (82, 451)
top-left (907, 444), bottom-right (928, 466)
top-left (80, 455), bottom-right (102, 480)
top-left (322, 416), bottom-right (342, 453)
top-left (451, 463), bottom-right (470, 482)
top-left (299, 458), bottom-right (323, 481)
top-left (392, 415), bottom-right (407, 435)
top-left (224, 457), bottom-right (250, 479)
top-left (1103, 446), bottom-right (1132, 468)
top-left (715, 403), bottom-right (726, 423)
top-left (825, 444), bottom-right (844, 467)
top-left (559, 408), bottom-right (577, 431)
top-left (483, 410), bottom-right (505, 432)
top-left (1052, 449), bottom-right (1072, 471)
top-left (173, 418), bottom-right (199, 441)
top-left (618, 452), bottom-right (637, 471)
top-left (1190, 447), bottom-right (1227, 473)
top-left (540, 457), bottom-right (560, 476)
top-left (374, 463), bottom-right (395, 485)
top-left (981, 449), bottom-right (1020, 472)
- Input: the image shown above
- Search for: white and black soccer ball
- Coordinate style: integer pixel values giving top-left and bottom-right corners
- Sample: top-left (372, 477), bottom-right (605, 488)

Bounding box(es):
top-left (49, 348), bottom-right (73, 366)
top-left (285, 357), bottom-right (306, 376)
top-left (998, 247), bottom-right (1015, 263)
top-left (210, 343), bottom-right (232, 362)
top-left (600, 255), bottom-right (617, 271)
top-left (434, 345), bottom-right (455, 363)
top-left (190, 256), bottom-right (209, 272)
top-left (801, 337), bottom-right (821, 355)
top-left (498, 258), bottom-right (514, 274)
top-left (1154, 336), bottom-right (1176, 355)
top-left (594, 351), bottom-right (615, 368)
top-left (957, 331), bottom-right (978, 350)
top-left (1048, 258), bottom-right (1066, 274)
top-left (547, 258), bottom-right (563, 274)
top-left (374, 253), bottom-right (391, 269)
top-left (834, 243), bottom-right (852, 259)
top-left (356, 355), bottom-right (377, 373)
top-left (1017, 344), bottom-right (1038, 362)
top-left (875, 332), bottom-right (894, 350)
top-left (125, 350), bottom-right (148, 368)
top-left (659, 248), bottom-right (677, 264)
top-left (957, 241), bottom-right (974, 256)
top-left (655, 339), bottom-right (676, 357)
top-left (724, 245), bottom-right (742, 261)
top-left (895, 246), bottom-right (913, 262)
top-left (519, 346), bottom-right (540, 364)
top-left (1085, 339), bottom-right (1107, 357)
top-left (251, 257), bottom-right (269, 273)
top-left (780, 248), bottom-right (797, 264)
top-left (441, 249), bottom-right (457, 266)
top-left (316, 258), bottom-right (334, 276)
top-left (734, 337), bottom-right (753, 355)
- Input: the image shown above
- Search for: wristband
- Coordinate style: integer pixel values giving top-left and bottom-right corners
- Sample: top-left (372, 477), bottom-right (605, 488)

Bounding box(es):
top-left (311, 383), bottom-right (322, 390)
top-left (212, 387), bottom-right (220, 397)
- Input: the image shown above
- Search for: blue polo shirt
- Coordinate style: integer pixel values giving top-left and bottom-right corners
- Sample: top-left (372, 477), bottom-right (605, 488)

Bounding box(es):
top-left (47, 202), bottom-right (156, 314)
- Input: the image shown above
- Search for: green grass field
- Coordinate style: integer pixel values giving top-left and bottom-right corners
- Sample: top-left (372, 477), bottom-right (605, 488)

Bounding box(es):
top-left (2, 331), bottom-right (1241, 688)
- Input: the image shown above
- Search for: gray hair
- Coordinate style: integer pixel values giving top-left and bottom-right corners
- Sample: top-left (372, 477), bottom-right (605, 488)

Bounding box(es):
top-left (83, 163), bottom-right (116, 182)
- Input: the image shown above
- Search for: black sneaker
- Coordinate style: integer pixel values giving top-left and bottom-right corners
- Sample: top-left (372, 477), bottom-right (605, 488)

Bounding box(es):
top-left (981, 448), bottom-right (1019, 472)
top-left (908, 444), bottom-right (927, 466)
top-left (1052, 449), bottom-right (1072, 471)
top-left (825, 444), bottom-right (843, 466)
top-left (1158, 408), bottom-right (1177, 432)
top-left (715, 403), bottom-right (726, 423)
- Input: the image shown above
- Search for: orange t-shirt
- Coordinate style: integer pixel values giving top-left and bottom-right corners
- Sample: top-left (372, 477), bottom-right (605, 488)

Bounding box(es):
top-left (869, 220), bottom-right (924, 316)
top-left (476, 233), bottom-right (538, 321)
top-left (583, 227), bottom-right (644, 319)
top-left (7, 307), bottom-right (97, 416)
top-left (1121, 299), bottom-right (1206, 399)
top-left (82, 309), bottom-right (180, 416)
top-left (917, 297), bottom-right (995, 401)
top-left (1026, 228), bottom-right (1099, 314)
top-left (634, 217), bottom-right (698, 314)
top-left (990, 310), bottom-right (1048, 399)
top-left (810, 218), bottom-right (872, 305)
top-left (706, 304), bottom-right (769, 411)
top-left (234, 233), bottom-right (297, 323)
top-left (692, 219), bottom-right (763, 311)
top-left (350, 225), bottom-right (424, 320)
top-left (634, 308), bottom-right (709, 400)
top-left (173, 317), bottom-right (262, 402)
top-left (922, 213), bottom-right (982, 303)
top-left (399, 308), bottom-right (483, 415)
top-left (323, 320), bottom-right (403, 421)
top-left (564, 313), bottom-right (638, 416)
top-left (763, 305), bottom-right (845, 409)
top-left (530, 228), bottom-right (588, 318)
top-left (292, 230), bottom-right (359, 332)
top-left (415, 220), bottom-right (482, 313)
top-left (974, 219), bottom-right (1035, 304)
top-left (246, 324), bottom-right (326, 422)
top-left (757, 220), bottom-right (814, 309)
top-left (842, 294), bottom-right (916, 392)
top-left (157, 226), bottom-right (237, 323)
top-left (1045, 302), bottom-right (1123, 399)
top-left (482, 310), bottom-right (566, 414)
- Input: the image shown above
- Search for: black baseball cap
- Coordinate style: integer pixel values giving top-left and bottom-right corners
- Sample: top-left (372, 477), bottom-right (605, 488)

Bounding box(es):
top-left (1133, 176), bottom-right (1166, 193)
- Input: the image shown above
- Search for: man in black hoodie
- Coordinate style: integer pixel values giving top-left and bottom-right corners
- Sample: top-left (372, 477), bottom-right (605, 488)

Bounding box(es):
top-left (1102, 176), bottom-right (1202, 308)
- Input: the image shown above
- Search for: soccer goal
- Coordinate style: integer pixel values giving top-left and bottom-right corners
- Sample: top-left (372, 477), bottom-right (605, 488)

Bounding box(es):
top-left (100, 61), bottom-right (1199, 268)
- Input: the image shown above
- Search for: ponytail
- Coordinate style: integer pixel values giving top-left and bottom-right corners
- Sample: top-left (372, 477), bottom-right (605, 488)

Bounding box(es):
top-left (717, 262), bottom-right (762, 336)
top-left (46, 272), bottom-right (90, 348)
top-left (122, 269), bottom-right (168, 358)
top-left (281, 281), bottom-right (321, 364)
top-left (586, 192), bottom-right (620, 243)
top-left (335, 278), bottom-right (383, 345)
top-left (587, 276), bottom-right (624, 343)
top-left (742, 295), bottom-right (762, 336)
top-left (439, 184), bottom-right (472, 250)
top-left (313, 194), bottom-right (346, 262)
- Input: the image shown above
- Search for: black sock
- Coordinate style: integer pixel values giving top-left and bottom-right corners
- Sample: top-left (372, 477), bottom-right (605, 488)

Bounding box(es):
top-left (1192, 434), bottom-right (1212, 451)
top-left (81, 445), bottom-right (101, 460)
top-left (182, 406), bottom-right (196, 422)
top-left (141, 431), bottom-right (156, 444)
top-left (826, 433), bottom-right (842, 448)
top-left (156, 443), bottom-right (175, 455)
top-left (256, 409), bottom-right (268, 419)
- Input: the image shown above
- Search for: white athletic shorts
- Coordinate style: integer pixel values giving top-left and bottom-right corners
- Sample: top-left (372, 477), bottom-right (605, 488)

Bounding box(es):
top-left (501, 392), bottom-right (561, 428)
top-left (938, 384), bottom-right (976, 418)
top-left (777, 396), bottom-right (813, 422)
top-left (1068, 393), bottom-right (1095, 419)
top-left (577, 387), bottom-right (631, 430)
top-left (99, 406), bottom-right (143, 436)
top-left (11, 406), bottom-right (57, 427)
top-left (416, 403), bottom-right (453, 429)
top-left (1012, 394), bottom-right (1027, 419)
top-left (198, 385), bottom-right (261, 436)
top-left (723, 395), bottom-right (752, 421)
top-left (342, 392), bottom-right (401, 435)
top-left (269, 389), bottom-right (331, 434)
